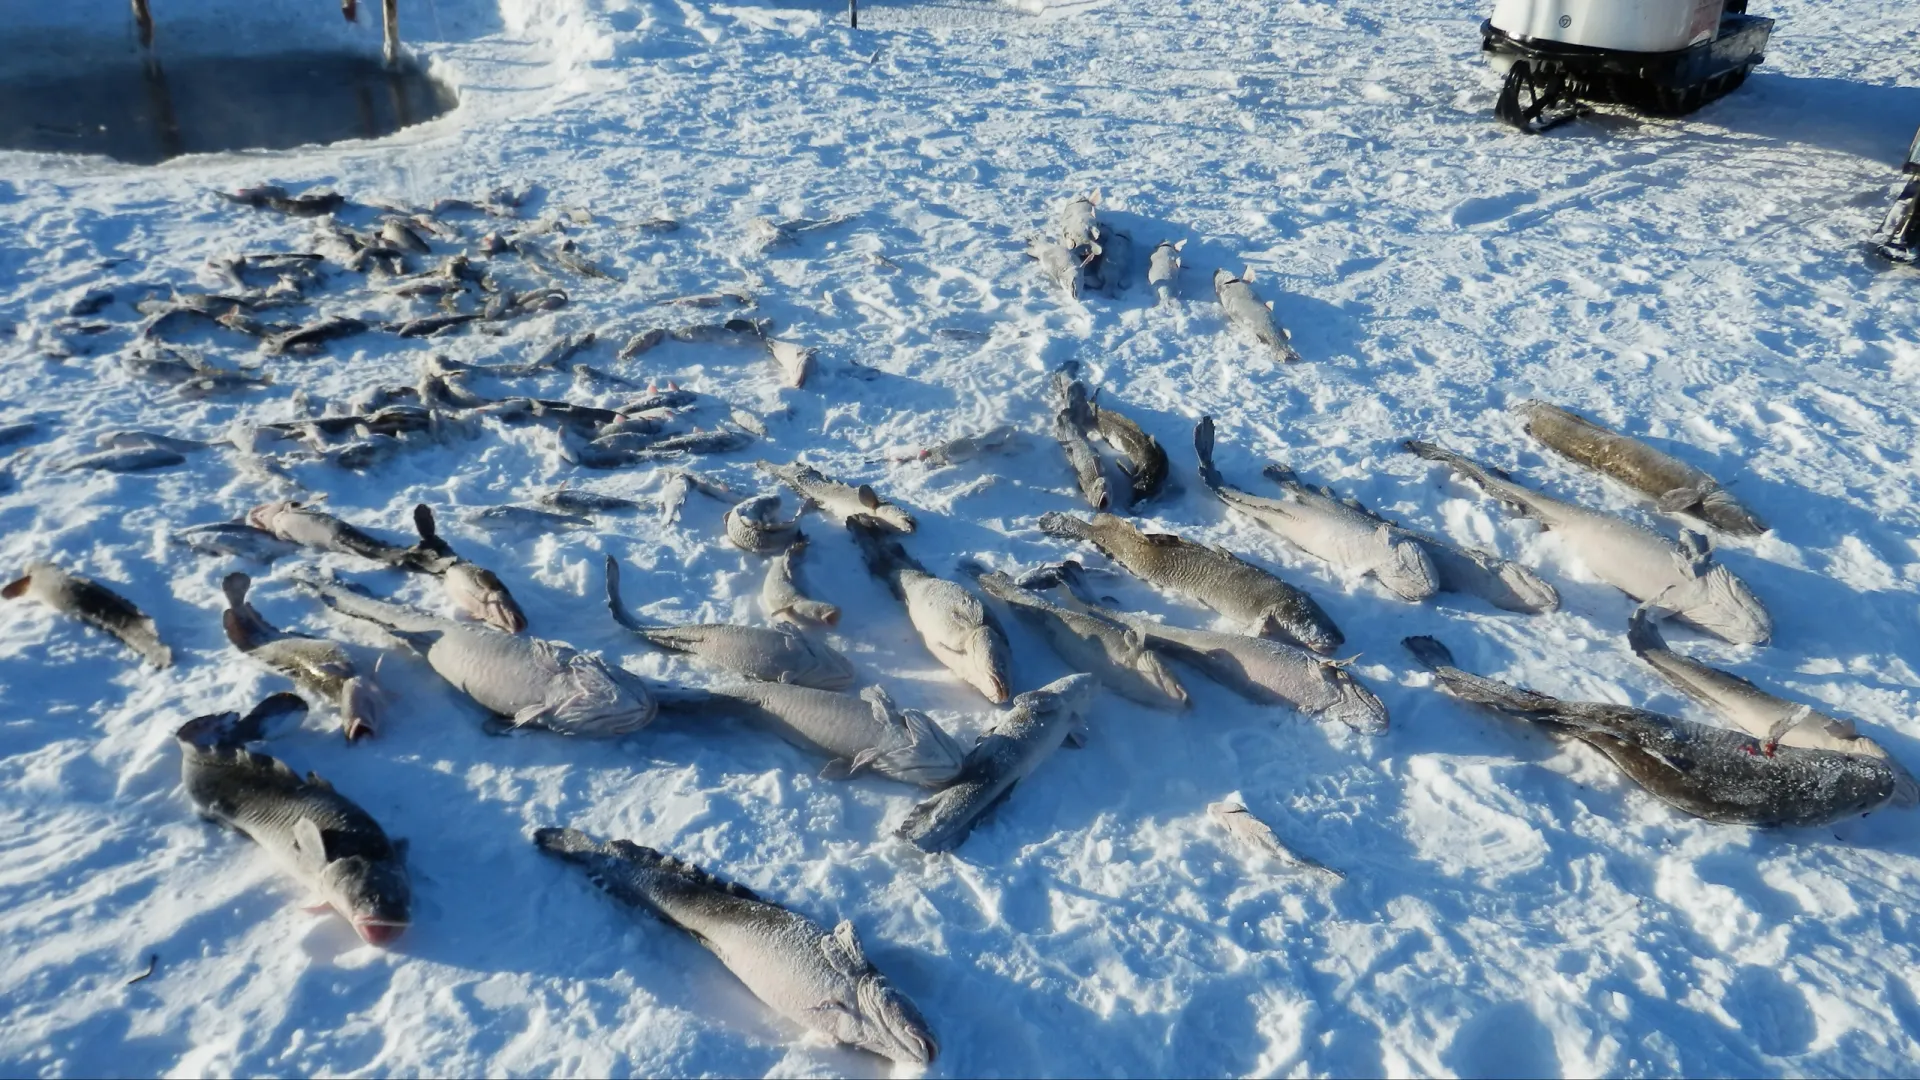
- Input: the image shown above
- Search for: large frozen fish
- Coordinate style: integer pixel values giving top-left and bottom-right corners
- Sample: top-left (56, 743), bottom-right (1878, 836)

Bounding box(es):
top-left (1037, 511), bottom-right (1343, 653)
top-left (1051, 372), bottom-right (1113, 510)
top-left (896, 674), bottom-right (1096, 853)
top-left (1628, 606), bottom-right (1916, 807)
top-left (1405, 441), bottom-right (1770, 645)
top-left (969, 566), bottom-right (1187, 712)
top-left (1514, 400), bottom-right (1767, 537)
top-left (849, 520), bottom-right (1011, 703)
top-left (898, 425), bottom-right (1023, 468)
top-left (304, 575), bottom-right (654, 736)
top-left (604, 556), bottom-right (854, 691)
top-left (176, 696), bottom-right (411, 945)
top-left (248, 500), bottom-right (408, 564)
top-left (724, 494), bottom-right (803, 555)
top-left (1404, 636), bottom-right (1891, 827)
top-left (759, 460), bottom-right (915, 533)
top-left (222, 573), bottom-right (380, 741)
top-left (533, 827), bottom-right (936, 1064)
top-left (660, 681), bottom-right (964, 786)
top-left (1196, 417), bottom-right (1437, 602)
top-left (1021, 562), bottom-right (1385, 733)
top-left (762, 537), bottom-right (840, 628)
top-left (59, 447), bottom-right (186, 473)
top-left (395, 505), bottom-right (528, 633)
top-left (3, 560), bottom-right (172, 668)
top-left (1213, 269), bottom-right (1300, 362)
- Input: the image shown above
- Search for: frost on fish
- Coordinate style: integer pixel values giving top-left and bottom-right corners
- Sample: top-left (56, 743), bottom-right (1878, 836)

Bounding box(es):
top-left (533, 826), bottom-right (937, 1064)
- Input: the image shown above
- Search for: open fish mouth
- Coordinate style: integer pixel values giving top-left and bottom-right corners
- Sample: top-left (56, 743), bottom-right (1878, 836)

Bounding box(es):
top-left (345, 718), bottom-right (376, 742)
top-left (354, 917), bottom-right (409, 945)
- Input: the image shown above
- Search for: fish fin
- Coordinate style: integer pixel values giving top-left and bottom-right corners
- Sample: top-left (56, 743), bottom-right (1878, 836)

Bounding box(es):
top-left (1401, 635), bottom-right (1457, 670)
top-left (1, 574), bottom-right (29, 599)
top-left (1674, 528), bottom-right (1714, 575)
top-left (1063, 727), bottom-right (1087, 749)
top-left (234, 692), bottom-right (308, 743)
top-left (1656, 486), bottom-right (1705, 514)
top-left (290, 817), bottom-right (330, 871)
top-left (305, 771), bottom-right (334, 791)
top-left (819, 757), bottom-right (859, 781)
top-left (856, 484), bottom-right (882, 510)
top-left (602, 554), bottom-right (649, 632)
top-left (1087, 189), bottom-right (1102, 206)
top-left (1242, 267), bottom-right (1254, 282)
top-left (387, 627), bottom-right (441, 654)
top-left (1265, 300), bottom-right (1275, 311)
top-left (830, 920), bottom-right (869, 969)
top-left (1626, 603), bottom-right (1673, 656)
top-left (393, 837), bottom-right (410, 862)
top-left (1173, 238), bottom-right (1187, 252)
top-left (412, 503), bottom-right (439, 543)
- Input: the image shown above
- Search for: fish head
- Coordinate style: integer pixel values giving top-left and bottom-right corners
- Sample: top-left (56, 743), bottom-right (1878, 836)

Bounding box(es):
top-left (1319, 664), bottom-right (1389, 735)
top-left (844, 969), bottom-right (938, 1064)
top-left (245, 500), bottom-right (297, 532)
top-left (1665, 565), bottom-right (1771, 646)
top-left (1263, 609), bottom-right (1344, 655)
top-left (1028, 672), bottom-right (1098, 723)
top-left (448, 563), bottom-right (527, 634)
top-left (1378, 534), bottom-right (1442, 603)
top-left (320, 854), bottom-right (412, 947)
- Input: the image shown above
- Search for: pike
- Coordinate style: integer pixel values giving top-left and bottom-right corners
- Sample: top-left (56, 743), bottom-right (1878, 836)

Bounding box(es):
top-left (1514, 400), bottom-right (1767, 537)
top-left (176, 695), bottom-right (411, 946)
top-left (533, 827), bottom-right (936, 1063)
top-left (1405, 441), bottom-right (1770, 645)
top-left (1037, 511), bottom-right (1343, 653)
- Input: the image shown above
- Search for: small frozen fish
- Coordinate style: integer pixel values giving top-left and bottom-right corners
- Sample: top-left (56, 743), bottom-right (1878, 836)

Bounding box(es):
top-left (222, 573), bottom-right (380, 741)
top-left (174, 522), bottom-right (301, 563)
top-left (762, 537), bottom-right (840, 628)
top-left (660, 681), bottom-right (964, 787)
top-left (538, 486), bottom-right (645, 514)
top-left (395, 505), bottom-right (528, 634)
top-left (248, 500), bottom-right (408, 563)
top-left (1208, 802), bottom-right (1344, 881)
top-left (1148, 238), bottom-right (1185, 305)
top-left (724, 494), bottom-right (804, 555)
top-left (59, 447), bottom-right (186, 473)
top-left (1214, 269), bottom-right (1300, 363)
top-left (4, 560), bottom-right (172, 668)
top-left (759, 460), bottom-right (915, 533)
top-left (765, 338), bottom-right (815, 389)
top-left (849, 520), bottom-right (1010, 703)
top-left (971, 566), bottom-right (1187, 712)
top-left (896, 674), bottom-right (1095, 853)
top-left (466, 504), bottom-right (596, 532)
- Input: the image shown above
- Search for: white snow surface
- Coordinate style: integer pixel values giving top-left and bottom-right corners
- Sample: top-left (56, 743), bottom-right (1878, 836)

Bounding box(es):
top-left (4, 0), bottom-right (1920, 1075)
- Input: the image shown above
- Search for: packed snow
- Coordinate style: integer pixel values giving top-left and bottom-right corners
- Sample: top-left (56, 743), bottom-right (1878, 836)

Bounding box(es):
top-left (4, 0), bottom-right (1920, 1075)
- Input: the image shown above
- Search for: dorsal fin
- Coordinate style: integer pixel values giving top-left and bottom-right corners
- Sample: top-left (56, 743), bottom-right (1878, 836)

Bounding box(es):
top-left (609, 840), bottom-right (762, 902)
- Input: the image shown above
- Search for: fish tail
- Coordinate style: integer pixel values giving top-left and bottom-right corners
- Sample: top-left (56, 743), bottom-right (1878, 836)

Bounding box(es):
top-left (1403, 636), bottom-right (1566, 717)
top-left (1626, 604), bottom-right (1672, 658)
top-left (1192, 416), bottom-right (1224, 490)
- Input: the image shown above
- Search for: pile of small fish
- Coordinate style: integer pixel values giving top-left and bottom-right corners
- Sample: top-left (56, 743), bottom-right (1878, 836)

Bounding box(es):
top-left (5, 186), bottom-right (1913, 1070)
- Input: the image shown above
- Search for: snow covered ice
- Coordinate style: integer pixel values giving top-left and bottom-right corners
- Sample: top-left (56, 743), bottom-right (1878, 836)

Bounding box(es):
top-left (4, 0), bottom-right (1920, 1074)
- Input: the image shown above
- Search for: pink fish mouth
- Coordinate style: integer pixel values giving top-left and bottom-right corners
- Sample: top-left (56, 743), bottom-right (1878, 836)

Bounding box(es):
top-left (345, 718), bottom-right (376, 742)
top-left (355, 919), bottom-right (408, 946)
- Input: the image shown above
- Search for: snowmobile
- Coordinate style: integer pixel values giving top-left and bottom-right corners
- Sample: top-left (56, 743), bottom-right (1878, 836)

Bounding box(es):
top-left (1481, 0), bottom-right (1774, 133)
top-left (1870, 126), bottom-right (1920, 264)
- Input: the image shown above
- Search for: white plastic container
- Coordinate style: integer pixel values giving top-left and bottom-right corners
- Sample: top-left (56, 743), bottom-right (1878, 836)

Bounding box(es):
top-left (1489, 0), bottom-right (1724, 53)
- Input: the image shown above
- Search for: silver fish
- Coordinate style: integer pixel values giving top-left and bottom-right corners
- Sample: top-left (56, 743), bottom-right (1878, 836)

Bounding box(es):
top-left (1405, 635), bottom-right (1891, 827)
top-left (759, 460), bottom-right (915, 533)
top-left (899, 425), bottom-right (1022, 468)
top-left (1089, 393), bottom-right (1166, 505)
top-left (1058, 190), bottom-right (1102, 248)
top-left (1037, 511), bottom-right (1343, 653)
top-left (1629, 606), bottom-right (1917, 807)
top-left (765, 338), bottom-right (815, 389)
top-left (465, 505), bottom-right (596, 532)
top-left (605, 556), bottom-right (854, 691)
top-left (1195, 417), bottom-right (1438, 602)
top-left (1515, 399), bottom-right (1767, 537)
top-left (1213, 269), bottom-right (1300, 362)
top-left (849, 521), bottom-right (1011, 703)
top-left (397, 505), bottom-right (528, 633)
top-left (538, 486), bottom-right (645, 514)
top-left (1406, 441), bottom-right (1770, 645)
top-left (176, 697), bottom-right (410, 946)
top-left (1027, 237), bottom-right (1091, 299)
top-left (96, 430), bottom-right (217, 453)
top-left (1051, 372), bottom-right (1113, 511)
top-left (1148, 239), bottom-right (1185, 305)
top-left (896, 674), bottom-right (1096, 853)
top-left (660, 681), bottom-right (964, 786)
top-left (59, 447), bottom-right (186, 473)
top-left (173, 522), bottom-right (301, 563)
top-left (222, 573), bottom-right (380, 741)
top-left (533, 828), bottom-right (936, 1064)
top-left (970, 567), bottom-right (1187, 712)
top-left (762, 537), bottom-right (840, 628)
top-left (3, 560), bottom-right (172, 668)
top-left (724, 494), bottom-right (804, 555)
top-left (305, 575), bottom-right (654, 736)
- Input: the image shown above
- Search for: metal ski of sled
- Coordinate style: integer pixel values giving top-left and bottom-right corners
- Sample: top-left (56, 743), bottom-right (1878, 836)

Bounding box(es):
top-left (1482, 10), bottom-right (1774, 133)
